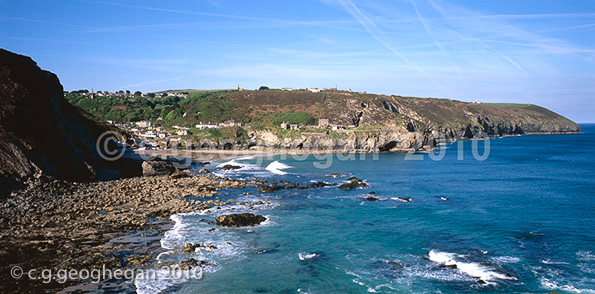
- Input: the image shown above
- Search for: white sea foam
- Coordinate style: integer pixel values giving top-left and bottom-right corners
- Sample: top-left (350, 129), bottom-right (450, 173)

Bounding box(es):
top-left (391, 197), bottom-right (412, 203)
top-left (577, 250), bottom-right (595, 261)
top-left (298, 252), bottom-right (319, 260)
top-left (161, 213), bottom-right (192, 250)
top-left (138, 186), bottom-right (282, 294)
top-left (265, 160), bottom-right (292, 175)
top-left (235, 155), bottom-right (256, 160)
top-left (345, 271), bottom-right (362, 279)
top-left (541, 259), bottom-right (570, 265)
top-left (491, 256), bottom-right (521, 264)
top-left (539, 277), bottom-right (595, 293)
top-left (428, 250), bottom-right (516, 284)
top-left (135, 268), bottom-right (202, 294)
top-left (156, 251), bottom-right (173, 261)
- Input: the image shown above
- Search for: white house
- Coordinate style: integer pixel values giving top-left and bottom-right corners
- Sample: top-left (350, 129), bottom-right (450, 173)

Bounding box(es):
top-left (195, 122), bottom-right (218, 129)
top-left (136, 121), bottom-right (152, 128)
top-left (140, 130), bottom-right (157, 138)
top-left (282, 88), bottom-right (293, 91)
top-left (176, 129), bottom-right (191, 136)
top-left (219, 120), bottom-right (242, 127)
top-left (318, 119), bottom-right (329, 128)
top-left (308, 88), bottom-right (321, 93)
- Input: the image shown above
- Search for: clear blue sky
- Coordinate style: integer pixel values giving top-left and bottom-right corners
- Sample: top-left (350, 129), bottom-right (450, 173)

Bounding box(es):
top-left (1, 0), bottom-right (594, 122)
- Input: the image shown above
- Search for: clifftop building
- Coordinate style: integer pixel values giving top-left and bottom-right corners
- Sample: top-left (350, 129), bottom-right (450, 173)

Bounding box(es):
top-left (136, 120), bottom-right (151, 128)
top-left (318, 119), bottom-right (329, 128)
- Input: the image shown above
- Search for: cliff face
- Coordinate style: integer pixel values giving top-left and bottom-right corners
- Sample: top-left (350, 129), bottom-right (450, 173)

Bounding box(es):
top-left (380, 97), bottom-right (581, 135)
top-left (0, 49), bottom-right (134, 196)
top-left (180, 127), bottom-right (444, 153)
top-left (220, 90), bottom-right (580, 134)
top-left (164, 91), bottom-right (580, 152)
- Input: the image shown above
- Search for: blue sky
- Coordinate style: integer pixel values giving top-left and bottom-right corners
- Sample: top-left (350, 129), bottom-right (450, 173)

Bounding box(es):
top-left (1, 0), bottom-right (594, 122)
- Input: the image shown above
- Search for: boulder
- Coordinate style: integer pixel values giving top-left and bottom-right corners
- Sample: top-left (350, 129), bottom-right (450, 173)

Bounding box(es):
top-left (299, 181), bottom-right (333, 190)
top-left (142, 160), bottom-right (176, 176)
top-left (338, 179), bottom-right (369, 191)
top-left (176, 258), bottom-right (205, 270)
top-left (258, 181), bottom-right (298, 193)
top-left (338, 176), bottom-right (370, 191)
top-left (215, 213), bottom-right (266, 227)
top-left (220, 164), bottom-right (242, 170)
top-left (309, 181), bottom-right (332, 188)
top-left (182, 242), bottom-right (217, 252)
top-left (170, 170), bottom-right (189, 179)
top-left (363, 196), bottom-right (380, 201)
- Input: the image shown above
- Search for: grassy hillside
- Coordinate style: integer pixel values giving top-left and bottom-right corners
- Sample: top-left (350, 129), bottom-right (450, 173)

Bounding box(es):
top-left (66, 89), bottom-right (580, 134)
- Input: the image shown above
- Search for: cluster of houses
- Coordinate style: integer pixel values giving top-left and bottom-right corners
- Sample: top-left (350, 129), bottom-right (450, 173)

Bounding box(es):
top-left (318, 118), bottom-right (354, 130)
top-left (110, 119), bottom-right (248, 149)
top-left (279, 122), bottom-right (301, 130)
top-left (111, 114), bottom-right (359, 150)
top-left (195, 120), bottom-right (243, 129)
top-left (147, 92), bottom-right (189, 98)
top-left (279, 118), bottom-right (354, 131)
top-left (74, 85), bottom-right (357, 100)
top-left (278, 85), bottom-right (352, 93)
top-left (72, 90), bottom-right (188, 100)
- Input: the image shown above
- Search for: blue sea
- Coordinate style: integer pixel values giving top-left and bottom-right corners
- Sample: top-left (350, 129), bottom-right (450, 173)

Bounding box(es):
top-left (137, 124), bottom-right (595, 294)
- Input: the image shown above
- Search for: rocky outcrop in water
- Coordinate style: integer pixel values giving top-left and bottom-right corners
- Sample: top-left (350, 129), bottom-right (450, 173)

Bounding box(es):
top-left (182, 242), bottom-right (217, 252)
top-left (215, 213), bottom-right (266, 227)
top-left (338, 177), bottom-right (370, 190)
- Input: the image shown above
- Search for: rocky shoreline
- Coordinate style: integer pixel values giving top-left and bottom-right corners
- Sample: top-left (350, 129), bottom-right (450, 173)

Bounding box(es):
top-left (0, 167), bottom-right (266, 293)
top-left (0, 155), bottom-right (370, 293)
top-left (133, 129), bottom-right (582, 160)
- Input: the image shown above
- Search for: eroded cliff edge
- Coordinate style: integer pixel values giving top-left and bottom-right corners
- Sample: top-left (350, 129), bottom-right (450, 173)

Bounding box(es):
top-left (0, 49), bottom-right (139, 196)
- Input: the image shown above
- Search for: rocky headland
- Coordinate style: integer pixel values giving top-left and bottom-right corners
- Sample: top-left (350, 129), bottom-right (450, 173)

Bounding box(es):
top-left (0, 49), bottom-right (142, 197)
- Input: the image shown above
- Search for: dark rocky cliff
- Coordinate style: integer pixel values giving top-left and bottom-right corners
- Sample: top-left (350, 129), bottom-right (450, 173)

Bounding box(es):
top-left (0, 49), bottom-right (138, 196)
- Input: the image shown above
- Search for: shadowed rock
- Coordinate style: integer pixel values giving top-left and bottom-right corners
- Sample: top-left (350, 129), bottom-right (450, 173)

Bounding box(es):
top-left (215, 213), bottom-right (266, 227)
top-left (0, 49), bottom-right (142, 197)
top-left (142, 160), bottom-right (176, 176)
top-left (363, 196), bottom-right (380, 201)
top-left (182, 242), bottom-right (217, 253)
top-left (220, 164), bottom-right (242, 170)
top-left (339, 177), bottom-right (369, 190)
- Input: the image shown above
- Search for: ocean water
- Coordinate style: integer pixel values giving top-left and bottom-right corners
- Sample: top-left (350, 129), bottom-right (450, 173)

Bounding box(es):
top-left (138, 124), bottom-right (595, 294)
